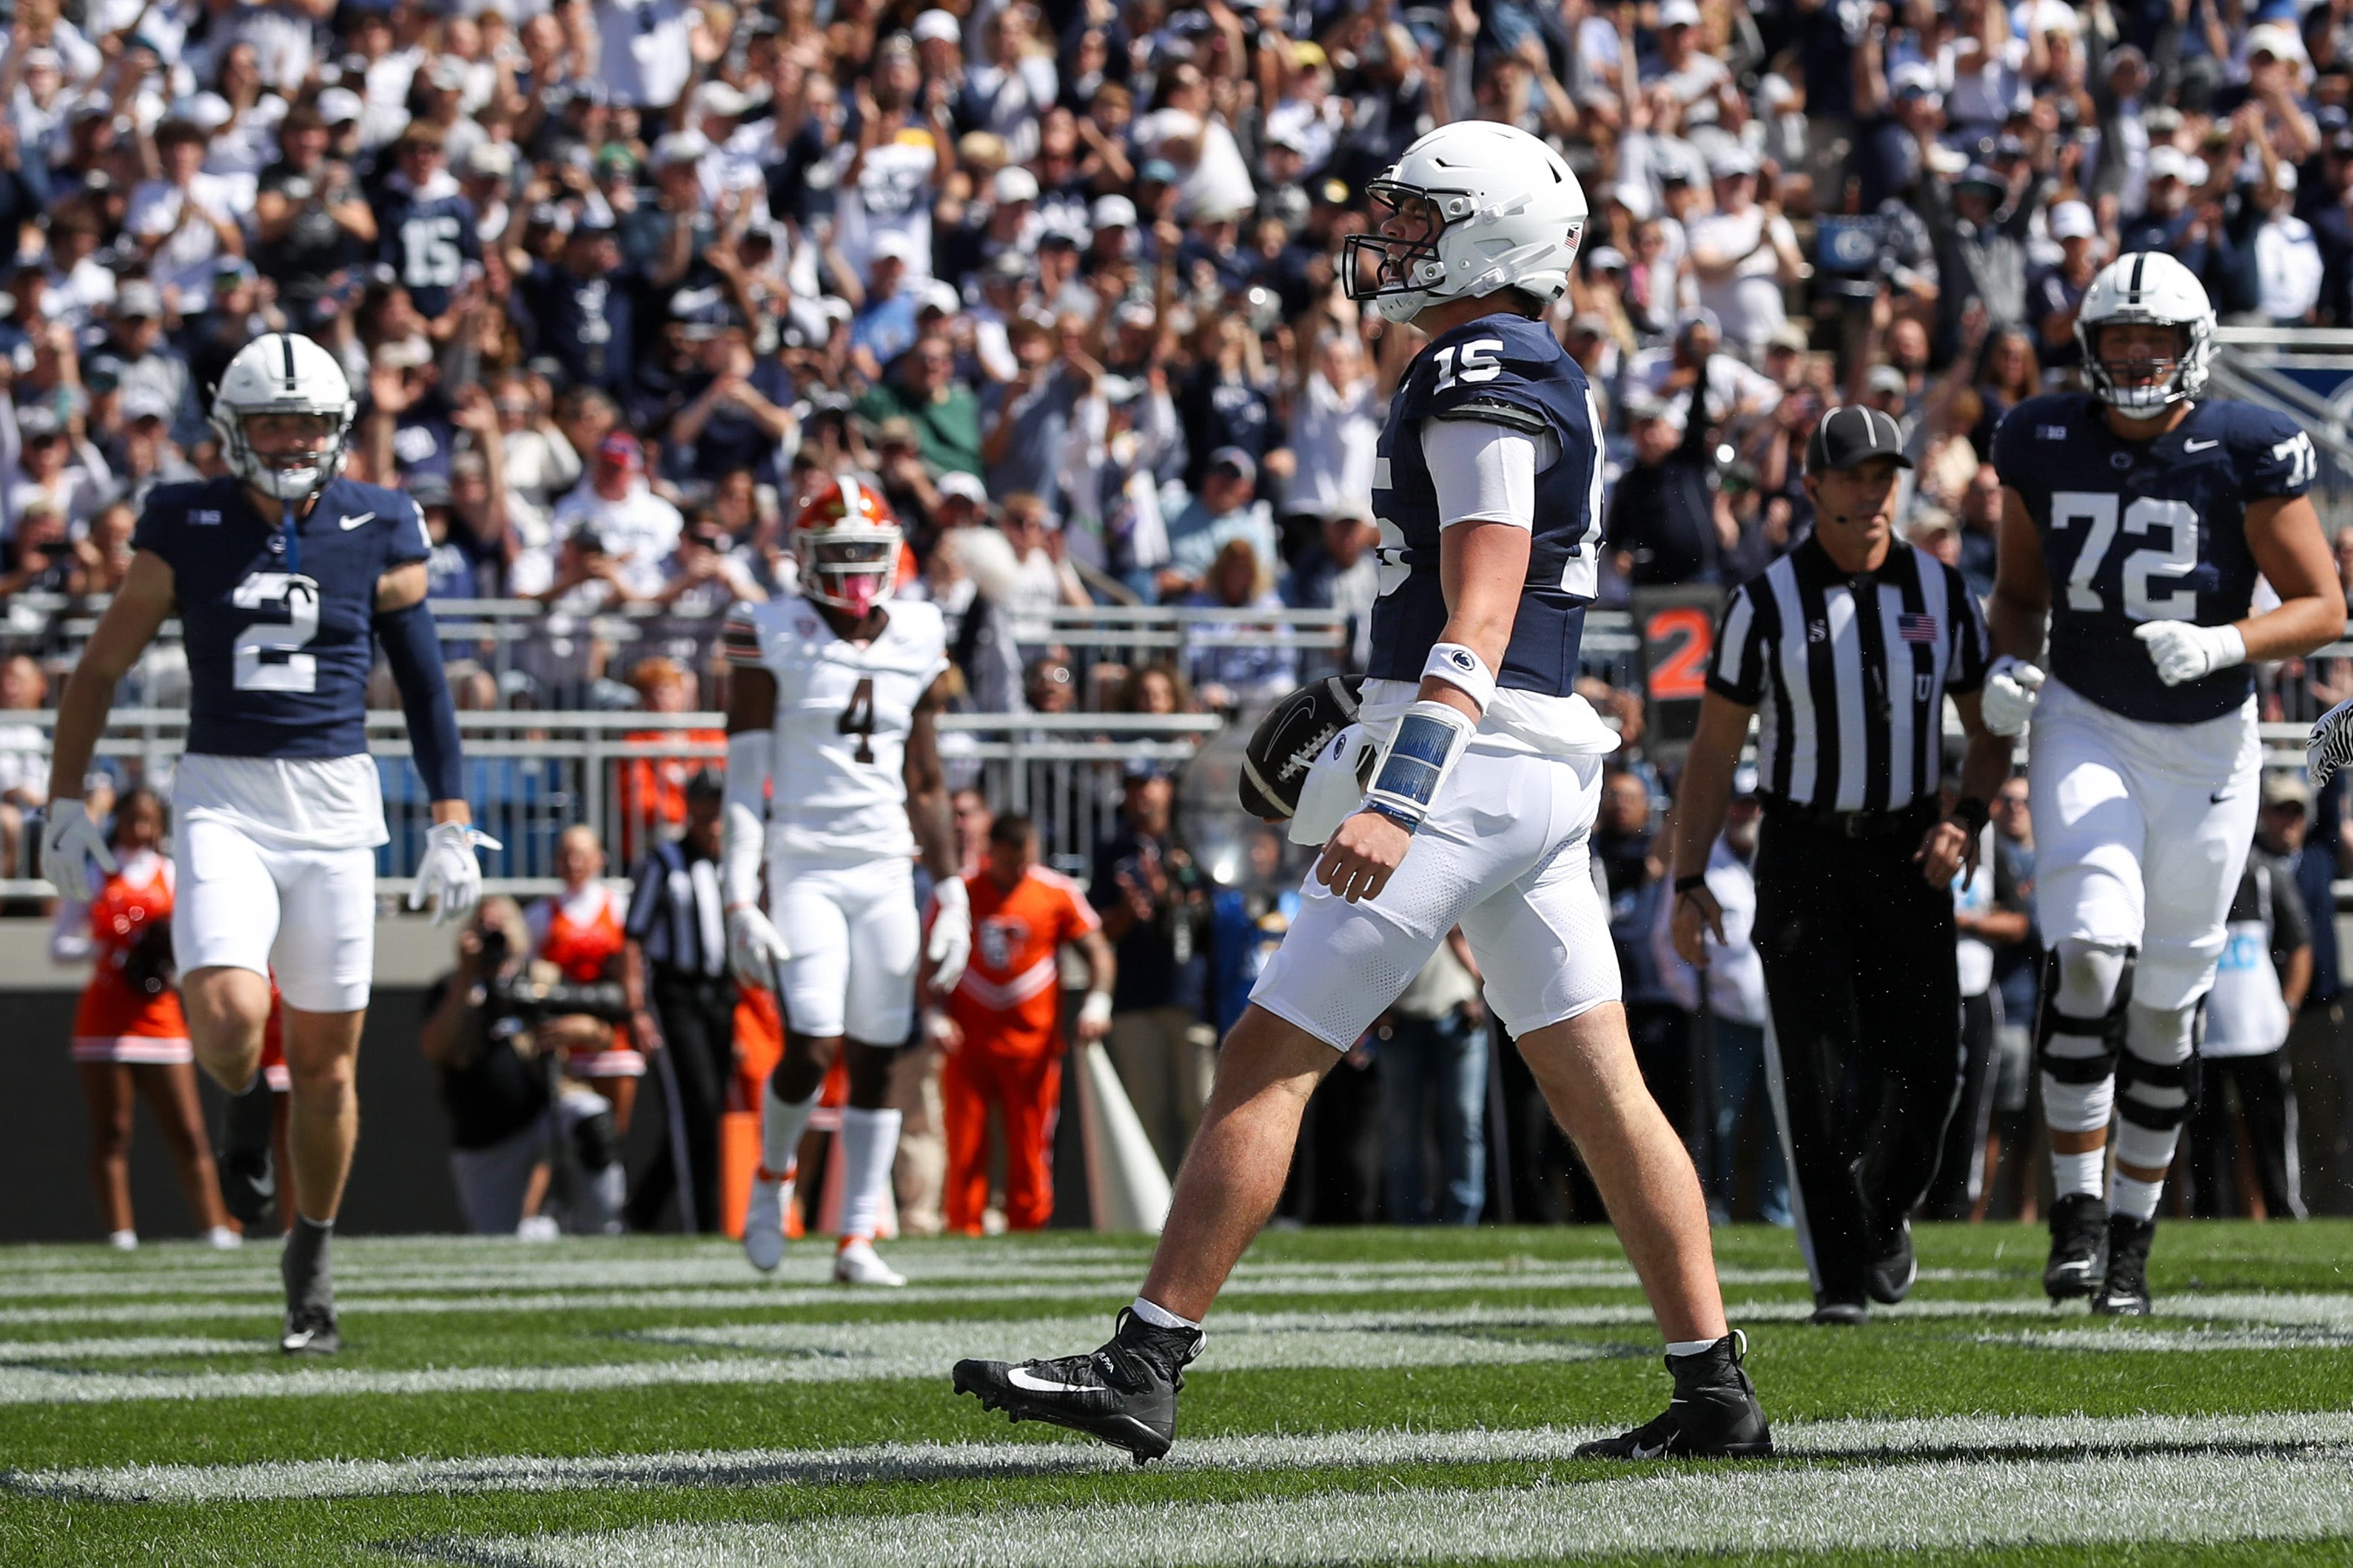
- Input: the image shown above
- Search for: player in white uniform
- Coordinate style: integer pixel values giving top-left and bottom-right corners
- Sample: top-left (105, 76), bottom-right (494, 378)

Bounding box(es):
top-left (1981, 253), bottom-right (2340, 1313)
top-left (721, 477), bottom-right (969, 1286)
top-left (41, 334), bottom-right (491, 1352)
top-left (953, 123), bottom-right (1766, 1463)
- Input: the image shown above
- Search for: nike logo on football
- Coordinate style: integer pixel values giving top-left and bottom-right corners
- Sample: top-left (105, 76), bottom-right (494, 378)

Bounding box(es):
top-left (2184, 439), bottom-right (2218, 452)
top-left (338, 511), bottom-right (375, 531)
top-left (1006, 1367), bottom-right (1087, 1394)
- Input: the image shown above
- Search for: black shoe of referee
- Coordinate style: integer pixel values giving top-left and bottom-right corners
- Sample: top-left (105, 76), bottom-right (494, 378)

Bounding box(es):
top-left (1865, 1217), bottom-right (1917, 1307)
top-left (2044, 1192), bottom-right (2109, 1302)
top-left (1574, 1332), bottom-right (1772, 1460)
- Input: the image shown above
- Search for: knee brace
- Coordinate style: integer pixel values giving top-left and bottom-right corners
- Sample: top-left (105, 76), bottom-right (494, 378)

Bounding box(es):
top-left (2113, 998), bottom-right (2202, 1168)
top-left (2037, 942), bottom-right (2133, 1133)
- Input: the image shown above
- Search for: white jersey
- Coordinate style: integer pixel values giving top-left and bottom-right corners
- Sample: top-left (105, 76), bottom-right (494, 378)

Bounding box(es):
top-left (724, 594), bottom-right (948, 861)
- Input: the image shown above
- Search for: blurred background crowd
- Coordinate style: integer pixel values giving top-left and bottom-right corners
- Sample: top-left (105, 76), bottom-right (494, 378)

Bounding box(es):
top-left (7, 0), bottom-right (2353, 1239)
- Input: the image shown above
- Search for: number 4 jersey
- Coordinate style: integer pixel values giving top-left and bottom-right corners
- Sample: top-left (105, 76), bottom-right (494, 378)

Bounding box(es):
top-left (133, 474), bottom-right (431, 847)
top-left (1993, 392), bottom-right (2314, 724)
top-left (722, 595), bottom-right (948, 860)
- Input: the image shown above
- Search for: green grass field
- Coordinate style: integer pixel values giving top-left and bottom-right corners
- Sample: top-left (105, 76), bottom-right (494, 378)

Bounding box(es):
top-left (2, 1221), bottom-right (2351, 1565)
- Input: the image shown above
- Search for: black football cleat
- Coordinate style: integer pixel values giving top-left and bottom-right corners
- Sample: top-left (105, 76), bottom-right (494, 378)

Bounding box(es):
top-left (1865, 1217), bottom-right (1917, 1307)
top-left (1808, 1298), bottom-right (1870, 1327)
top-left (2092, 1214), bottom-right (2155, 1317)
top-left (1574, 1330), bottom-right (1773, 1460)
top-left (217, 1149), bottom-right (276, 1230)
top-left (280, 1304), bottom-right (339, 1356)
top-left (2044, 1192), bottom-right (2109, 1302)
top-left (953, 1309), bottom-right (1204, 1463)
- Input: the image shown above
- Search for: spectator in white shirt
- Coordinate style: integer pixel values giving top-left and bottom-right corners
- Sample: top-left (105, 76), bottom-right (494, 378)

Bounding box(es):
top-left (2251, 162), bottom-right (2323, 326)
top-left (592, 0), bottom-right (696, 110)
top-left (550, 432), bottom-right (683, 599)
top-left (1683, 147), bottom-right (1805, 354)
top-left (124, 119), bottom-right (246, 317)
top-left (0, 653), bottom-right (48, 878)
top-left (1286, 332), bottom-right (1383, 522)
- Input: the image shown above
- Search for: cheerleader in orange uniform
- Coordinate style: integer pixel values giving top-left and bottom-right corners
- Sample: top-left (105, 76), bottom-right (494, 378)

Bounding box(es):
top-left (526, 826), bottom-right (642, 1137)
top-left (51, 788), bottom-right (237, 1249)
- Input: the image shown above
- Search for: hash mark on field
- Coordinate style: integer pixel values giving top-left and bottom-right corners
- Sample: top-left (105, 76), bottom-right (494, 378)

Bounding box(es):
top-left (18, 1412), bottom-right (2353, 1505)
top-left (420, 1447), bottom-right (2353, 1564)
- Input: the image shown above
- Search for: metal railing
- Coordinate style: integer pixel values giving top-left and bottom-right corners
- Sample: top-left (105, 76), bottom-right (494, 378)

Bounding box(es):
top-left (0, 709), bottom-right (1224, 898)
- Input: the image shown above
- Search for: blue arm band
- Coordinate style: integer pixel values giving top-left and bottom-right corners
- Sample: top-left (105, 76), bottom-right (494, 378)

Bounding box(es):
top-left (1365, 701), bottom-right (1476, 828)
top-left (376, 598), bottom-right (466, 802)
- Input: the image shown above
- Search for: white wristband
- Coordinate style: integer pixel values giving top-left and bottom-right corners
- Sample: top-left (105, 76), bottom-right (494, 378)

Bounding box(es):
top-left (1422, 642), bottom-right (1497, 714)
top-left (2212, 624), bottom-right (2248, 673)
top-left (1078, 991), bottom-right (1113, 1029)
top-left (721, 729), bottom-right (772, 909)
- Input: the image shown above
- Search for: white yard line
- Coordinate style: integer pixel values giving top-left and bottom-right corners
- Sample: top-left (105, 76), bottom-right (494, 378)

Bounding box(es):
top-left (425, 1445), bottom-right (2353, 1565)
top-left (19, 1411), bottom-right (2353, 1507)
top-left (0, 1336), bottom-right (259, 1362)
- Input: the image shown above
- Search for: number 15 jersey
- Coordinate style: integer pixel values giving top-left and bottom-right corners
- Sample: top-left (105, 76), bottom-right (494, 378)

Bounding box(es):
top-left (1992, 392), bottom-right (2313, 724)
top-left (722, 595), bottom-right (948, 860)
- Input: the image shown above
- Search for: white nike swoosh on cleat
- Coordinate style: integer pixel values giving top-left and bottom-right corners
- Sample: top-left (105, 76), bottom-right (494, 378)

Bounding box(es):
top-left (338, 511), bottom-right (375, 530)
top-left (1631, 1441), bottom-right (1671, 1458)
top-left (1005, 1367), bottom-right (1089, 1394)
top-left (2183, 439), bottom-right (2218, 452)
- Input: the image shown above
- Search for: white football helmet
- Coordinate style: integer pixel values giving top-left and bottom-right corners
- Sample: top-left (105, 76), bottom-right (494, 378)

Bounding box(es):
top-left (1343, 121), bottom-right (1587, 324)
top-left (2074, 252), bottom-right (2215, 414)
top-left (209, 332), bottom-right (358, 502)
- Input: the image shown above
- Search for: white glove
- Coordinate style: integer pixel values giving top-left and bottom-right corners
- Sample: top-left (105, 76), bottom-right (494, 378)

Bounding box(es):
top-left (2311, 695), bottom-right (2353, 790)
top-left (726, 904), bottom-right (791, 993)
top-left (927, 875), bottom-right (972, 995)
top-left (408, 821), bottom-right (500, 926)
top-left (1979, 656), bottom-right (2044, 737)
top-left (41, 799), bottom-right (115, 887)
top-left (2134, 620), bottom-right (2246, 688)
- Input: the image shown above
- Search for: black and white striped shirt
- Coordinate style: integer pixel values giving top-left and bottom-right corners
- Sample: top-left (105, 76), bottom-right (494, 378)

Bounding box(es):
top-left (624, 839), bottom-right (729, 980)
top-left (1707, 537), bottom-right (1990, 813)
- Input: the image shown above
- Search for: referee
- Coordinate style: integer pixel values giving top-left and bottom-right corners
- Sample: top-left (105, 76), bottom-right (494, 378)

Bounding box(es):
top-left (1669, 405), bottom-right (2011, 1325)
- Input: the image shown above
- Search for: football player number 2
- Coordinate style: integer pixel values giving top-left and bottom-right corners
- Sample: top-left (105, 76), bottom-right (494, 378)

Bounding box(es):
top-left (837, 676), bottom-right (877, 763)
top-left (2049, 491), bottom-right (2198, 621)
top-left (230, 572), bottom-right (320, 692)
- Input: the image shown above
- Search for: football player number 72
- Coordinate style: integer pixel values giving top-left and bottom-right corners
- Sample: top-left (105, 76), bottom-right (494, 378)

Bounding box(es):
top-left (2049, 491), bottom-right (2200, 621)
top-left (230, 572), bottom-right (320, 692)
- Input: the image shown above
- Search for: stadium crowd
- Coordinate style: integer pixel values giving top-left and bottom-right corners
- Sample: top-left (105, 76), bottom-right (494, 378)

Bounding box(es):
top-left (8, 0), bottom-right (2353, 1239)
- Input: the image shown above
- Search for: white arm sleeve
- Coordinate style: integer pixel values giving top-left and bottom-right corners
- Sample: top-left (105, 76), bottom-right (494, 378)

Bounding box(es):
top-left (1420, 417), bottom-right (1561, 531)
top-left (721, 728), bottom-right (772, 909)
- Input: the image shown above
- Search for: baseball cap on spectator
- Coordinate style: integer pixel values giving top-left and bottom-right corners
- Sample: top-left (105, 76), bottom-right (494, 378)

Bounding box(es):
top-left (2246, 21), bottom-right (2305, 62)
top-left (1610, 183), bottom-right (1654, 219)
top-left (213, 256), bottom-right (258, 290)
top-left (1038, 229), bottom-right (1081, 252)
top-left (114, 280), bottom-right (162, 319)
top-left (317, 87), bottom-right (363, 126)
top-left (1768, 321), bottom-right (1810, 354)
top-left (174, 92), bottom-right (233, 133)
top-left (427, 55), bottom-right (469, 92)
top-left (651, 129), bottom-right (708, 169)
top-left (2146, 144), bottom-right (2189, 183)
top-left (1758, 73), bottom-right (1796, 110)
top-left (1708, 146), bottom-right (1758, 180)
top-left (1138, 158), bottom-right (1181, 186)
top-left (1092, 195), bottom-right (1137, 230)
top-left (993, 166), bottom-right (1039, 204)
top-left (21, 47), bottom-right (58, 73)
top-left (2263, 770), bottom-right (2312, 810)
top-left (871, 232), bottom-right (920, 267)
top-left (572, 209), bottom-right (617, 236)
top-left (376, 337), bottom-right (434, 370)
top-left (466, 141), bottom-right (515, 180)
top-left (409, 474), bottom-right (454, 511)
top-left (596, 432), bottom-right (644, 472)
top-left (1206, 446), bottom-right (1256, 484)
top-left (1676, 306), bottom-right (1722, 339)
top-left (1956, 164), bottom-right (2006, 195)
top-left (15, 403), bottom-right (62, 438)
top-left (916, 278), bottom-right (963, 316)
top-left (1114, 297), bottom-right (1158, 330)
top-left (1585, 245), bottom-right (1628, 275)
top-left (2049, 201), bottom-right (2096, 240)
top-left (985, 249), bottom-right (1030, 285)
top-left (1658, 158), bottom-right (1696, 188)
top-left (1657, 0), bottom-right (1701, 27)
top-left (1864, 363), bottom-right (1910, 397)
top-left (122, 387), bottom-right (172, 423)
top-left (1890, 61), bottom-right (1939, 101)
top-left (912, 9), bottom-right (961, 44)
top-left (694, 81), bottom-right (751, 118)
top-left (937, 471), bottom-right (990, 506)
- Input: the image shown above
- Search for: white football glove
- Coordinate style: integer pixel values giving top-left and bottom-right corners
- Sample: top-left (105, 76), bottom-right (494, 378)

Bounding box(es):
top-left (2311, 695), bottom-right (2353, 790)
top-left (408, 821), bottom-right (500, 926)
top-left (41, 799), bottom-right (115, 888)
top-left (726, 904), bottom-right (791, 993)
top-left (2134, 620), bottom-right (2246, 688)
top-left (1978, 656), bottom-right (2044, 737)
top-left (927, 875), bottom-right (973, 995)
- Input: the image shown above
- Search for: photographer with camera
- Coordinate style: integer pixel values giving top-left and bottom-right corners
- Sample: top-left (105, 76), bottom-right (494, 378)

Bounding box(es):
top-left (420, 898), bottom-right (634, 1236)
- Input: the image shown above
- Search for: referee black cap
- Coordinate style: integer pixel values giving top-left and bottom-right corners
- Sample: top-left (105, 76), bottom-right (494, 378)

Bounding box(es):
top-left (1805, 405), bottom-right (1914, 475)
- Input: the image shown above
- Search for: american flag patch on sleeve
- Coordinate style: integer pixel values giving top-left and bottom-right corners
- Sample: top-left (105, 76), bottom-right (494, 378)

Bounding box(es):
top-left (1897, 613), bottom-right (1939, 643)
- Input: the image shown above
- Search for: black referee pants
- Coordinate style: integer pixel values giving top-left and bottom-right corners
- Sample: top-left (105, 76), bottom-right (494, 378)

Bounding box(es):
top-left (625, 975), bottom-right (737, 1234)
top-left (1753, 815), bottom-right (1963, 1305)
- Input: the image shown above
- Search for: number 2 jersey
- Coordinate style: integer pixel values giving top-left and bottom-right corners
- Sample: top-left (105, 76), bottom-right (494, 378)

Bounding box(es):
top-left (134, 475), bottom-right (431, 847)
top-left (1992, 392), bottom-right (2314, 724)
top-left (722, 594), bottom-right (948, 860)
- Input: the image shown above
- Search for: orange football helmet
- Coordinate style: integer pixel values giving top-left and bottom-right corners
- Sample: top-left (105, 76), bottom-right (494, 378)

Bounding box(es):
top-left (792, 474), bottom-right (902, 616)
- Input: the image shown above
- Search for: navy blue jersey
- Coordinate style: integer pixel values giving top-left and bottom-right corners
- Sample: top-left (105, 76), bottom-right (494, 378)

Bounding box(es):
top-left (1366, 312), bottom-right (1604, 697)
top-left (374, 183), bottom-right (481, 321)
top-left (132, 476), bottom-right (432, 759)
top-left (1991, 392), bottom-right (2314, 723)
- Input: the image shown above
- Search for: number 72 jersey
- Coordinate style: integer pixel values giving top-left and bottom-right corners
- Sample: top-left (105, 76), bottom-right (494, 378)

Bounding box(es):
top-left (722, 596), bottom-right (948, 860)
top-left (1991, 391), bottom-right (2315, 724)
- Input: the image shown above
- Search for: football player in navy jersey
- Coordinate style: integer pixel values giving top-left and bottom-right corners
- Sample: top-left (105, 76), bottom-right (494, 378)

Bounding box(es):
top-left (954, 122), bottom-right (1768, 1464)
top-left (42, 333), bottom-right (493, 1354)
top-left (1982, 252), bottom-right (2340, 1315)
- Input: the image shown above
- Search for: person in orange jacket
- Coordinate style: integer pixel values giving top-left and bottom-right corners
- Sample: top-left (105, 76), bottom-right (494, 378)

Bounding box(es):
top-left (927, 810), bottom-right (1115, 1234)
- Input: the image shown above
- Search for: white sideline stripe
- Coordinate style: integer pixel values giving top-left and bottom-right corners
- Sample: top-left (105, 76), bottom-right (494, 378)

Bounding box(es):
top-left (20, 1411), bottom-right (2353, 1506)
top-left (0, 1336), bottom-right (258, 1362)
top-left (1978, 1327), bottom-right (2353, 1352)
top-left (0, 1313), bottom-right (1636, 1407)
top-left (434, 1447), bottom-right (2353, 1565)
